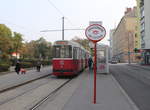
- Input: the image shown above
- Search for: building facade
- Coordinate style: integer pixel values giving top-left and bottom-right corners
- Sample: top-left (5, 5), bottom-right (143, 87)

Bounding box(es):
top-left (111, 7), bottom-right (141, 63)
top-left (137, 0), bottom-right (150, 64)
top-left (109, 29), bottom-right (116, 60)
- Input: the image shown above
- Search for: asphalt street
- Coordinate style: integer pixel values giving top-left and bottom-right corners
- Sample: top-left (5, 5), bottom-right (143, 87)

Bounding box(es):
top-left (110, 64), bottom-right (150, 110)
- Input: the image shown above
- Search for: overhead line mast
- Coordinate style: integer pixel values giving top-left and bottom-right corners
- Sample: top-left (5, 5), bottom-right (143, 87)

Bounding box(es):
top-left (62, 17), bottom-right (64, 40)
top-left (41, 17), bottom-right (85, 40)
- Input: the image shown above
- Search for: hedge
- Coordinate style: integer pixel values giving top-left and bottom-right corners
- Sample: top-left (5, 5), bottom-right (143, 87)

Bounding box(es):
top-left (0, 63), bottom-right (10, 72)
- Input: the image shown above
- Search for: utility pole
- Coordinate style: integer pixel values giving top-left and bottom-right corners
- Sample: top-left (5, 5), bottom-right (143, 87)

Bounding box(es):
top-left (40, 16), bottom-right (84, 40)
top-left (128, 31), bottom-right (131, 64)
top-left (62, 17), bottom-right (64, 40)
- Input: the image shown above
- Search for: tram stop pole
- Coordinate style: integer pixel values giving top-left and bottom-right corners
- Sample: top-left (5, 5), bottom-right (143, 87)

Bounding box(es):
top-left (93, 42), bottom-right (97, 104)
top-left (85, 23), bottom-right (106, 104)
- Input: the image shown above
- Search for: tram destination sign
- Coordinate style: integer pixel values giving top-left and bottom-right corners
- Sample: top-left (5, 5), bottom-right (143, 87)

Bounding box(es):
top-left (85, 24), bottom-right (106, 42)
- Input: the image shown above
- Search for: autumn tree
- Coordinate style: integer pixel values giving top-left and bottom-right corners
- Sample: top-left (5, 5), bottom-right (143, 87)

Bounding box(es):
top-left (35, 37), bottom-right (52, 60)
top-left (71, 36), bottom-right (90, 51)
top-left (0, 24), bottom-right (13, 61)
top-left (12, 32), bottom-right (23, 56)
top-left (21, 37), bottom-right (52, 60)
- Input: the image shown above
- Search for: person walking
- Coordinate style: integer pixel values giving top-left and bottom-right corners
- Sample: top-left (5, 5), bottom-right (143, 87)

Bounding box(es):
top-left (88, 57), bottom-right (93, 70)
top-left (36, 61), bottom-right (41, 72)
top-left (15, 61), bottom-right (21, 74)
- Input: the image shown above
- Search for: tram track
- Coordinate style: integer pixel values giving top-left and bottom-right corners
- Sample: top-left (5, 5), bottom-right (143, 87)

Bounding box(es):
top-left (29, 78), bottom-right (72, 110)
top-left (0, 75), bottom-right (52, 105)
top-left (0, 74), bottom-right (51, 94)
top-left (0, 74), bottom-right (74, 110)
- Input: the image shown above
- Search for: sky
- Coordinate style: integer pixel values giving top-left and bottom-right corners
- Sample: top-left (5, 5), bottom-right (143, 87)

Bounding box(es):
top-left (0, 0), bottom-right (136, 45)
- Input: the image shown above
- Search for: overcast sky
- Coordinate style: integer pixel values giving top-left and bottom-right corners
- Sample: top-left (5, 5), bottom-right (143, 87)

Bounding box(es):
top-left (0, 0), bottom-right (136, 44)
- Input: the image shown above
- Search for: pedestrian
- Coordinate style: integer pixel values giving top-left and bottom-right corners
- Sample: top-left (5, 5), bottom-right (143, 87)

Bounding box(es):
top-left (15, 61), bottom-right (21, 74)
top-left (88, 57), bottom-right (93, 70)
top-left (20, 68), bottom-right (26, 74)
top-left (36, 61), bottom-right (41, 72)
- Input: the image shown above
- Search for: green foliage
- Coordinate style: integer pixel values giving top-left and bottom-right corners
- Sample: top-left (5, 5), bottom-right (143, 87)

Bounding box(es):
top-left (0, 24), bottom-right (53, 62)
top-left (0, 62), bottom-right (10, 72)
top-left (12, 32), bottom-right (23, 54)
top-left (0, 24), bottom-right (13, 61)
top-left (42, 60), bottom-right (52, 66)
top-left (0, 24), bottom-right (12, 38)
top-left (20, 62), bottom-right (33, 68)
top-left (14, 59), bottom-right (52, 69)
top-left (71, 36), bottom-right (91, 51)
top-left (23, 37), bottom-right (52, 60)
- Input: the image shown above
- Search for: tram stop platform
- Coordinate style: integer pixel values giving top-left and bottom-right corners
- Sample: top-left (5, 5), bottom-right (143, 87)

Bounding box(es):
top-left (62, 70), bottom-right (139, 110)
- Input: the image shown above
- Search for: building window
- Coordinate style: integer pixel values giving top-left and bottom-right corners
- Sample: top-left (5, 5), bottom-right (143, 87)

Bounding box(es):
top-left (141, 30), bottom-right (145, 39)
top-left (141, 9), bottom-right (144, 18)
top-left (135, 33), bottom-right (137, 37)
top-left (141, 22), bottom-right (145, 31)
top-left (140, 0), bottom-right (144, 7)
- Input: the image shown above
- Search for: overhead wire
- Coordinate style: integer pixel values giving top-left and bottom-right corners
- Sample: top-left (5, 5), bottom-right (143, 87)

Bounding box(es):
top-left (47, 0), bottom-right (64, 17)
top-left (46, 0), bottom-right (83, 30)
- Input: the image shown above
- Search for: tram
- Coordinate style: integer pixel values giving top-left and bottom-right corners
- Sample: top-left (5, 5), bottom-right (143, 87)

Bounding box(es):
top-left (52, 40), bottom-right (89, 77)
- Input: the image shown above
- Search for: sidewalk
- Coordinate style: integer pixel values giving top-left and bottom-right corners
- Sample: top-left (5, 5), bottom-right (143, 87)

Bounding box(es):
top-left (62, 71), bottom-right (139, 110)
top-left (0, 66), bottom-right (52, 92)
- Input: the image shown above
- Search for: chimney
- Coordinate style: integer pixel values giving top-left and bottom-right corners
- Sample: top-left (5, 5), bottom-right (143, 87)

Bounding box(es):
top-left (124, 8), bottom-right (132, 15)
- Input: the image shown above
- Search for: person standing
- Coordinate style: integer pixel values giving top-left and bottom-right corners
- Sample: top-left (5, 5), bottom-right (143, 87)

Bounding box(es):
top-left (15, 61), bottom-right (21, 74)
top-left (36, 61), bottom-right (41, 72)
top-left (88, 57), bottom-right (93, 70)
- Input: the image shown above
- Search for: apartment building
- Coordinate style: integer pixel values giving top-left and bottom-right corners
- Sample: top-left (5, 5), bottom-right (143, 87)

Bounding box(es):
top-left (137, 0), bottom-right (150, 64)
top-left (111, 7), bottom-right (140, 63)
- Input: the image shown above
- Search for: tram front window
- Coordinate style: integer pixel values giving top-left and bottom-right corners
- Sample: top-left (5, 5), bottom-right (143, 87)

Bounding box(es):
top-left (53, 45), bottom-right (72, 58)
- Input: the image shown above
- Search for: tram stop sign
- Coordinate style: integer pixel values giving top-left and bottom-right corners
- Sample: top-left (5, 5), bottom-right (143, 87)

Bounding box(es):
top-left (85, 24), bottom-right (106, 43)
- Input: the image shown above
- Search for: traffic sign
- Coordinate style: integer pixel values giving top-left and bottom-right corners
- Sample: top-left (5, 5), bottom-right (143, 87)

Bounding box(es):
top-left (85, 24), bottom-right (106, 43)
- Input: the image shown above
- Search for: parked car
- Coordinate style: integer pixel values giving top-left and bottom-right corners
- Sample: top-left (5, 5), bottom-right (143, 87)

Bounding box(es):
top-left (111, 60), bottom-right (118, 64)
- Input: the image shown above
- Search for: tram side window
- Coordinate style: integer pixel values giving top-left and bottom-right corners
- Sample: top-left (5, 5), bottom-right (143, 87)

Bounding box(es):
top-left (73, 47), bottom-right (78, 59)
top-left (53, 46), bottom-right (61, 58)
top-left (62, 45), bottom-right (72, 58)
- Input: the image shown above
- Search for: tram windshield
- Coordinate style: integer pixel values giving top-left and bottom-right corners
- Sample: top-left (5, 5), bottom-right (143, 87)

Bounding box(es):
top-left (53, 45), bottom-right (72, 58)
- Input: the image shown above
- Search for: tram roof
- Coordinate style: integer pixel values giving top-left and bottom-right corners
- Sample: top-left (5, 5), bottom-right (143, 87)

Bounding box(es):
top-left (53, 40), bottom-right (85, 49)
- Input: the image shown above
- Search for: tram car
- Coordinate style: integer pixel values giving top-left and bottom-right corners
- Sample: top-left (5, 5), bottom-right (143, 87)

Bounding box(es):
top-left (52, 40), bottom-right (89, 77)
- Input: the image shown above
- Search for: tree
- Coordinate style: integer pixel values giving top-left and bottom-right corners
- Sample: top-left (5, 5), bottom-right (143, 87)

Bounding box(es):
top-left (23, 40), bottom-right (37, 59)
top-left (22, 37), bottom-right (52, 60)
top-left (0, 24), bottom-right (13, 61)
top-left (71, 36), bottom-right (91, 51)
top-left (35, 37), bottom-right (52, 60)
top-left (12, 32), bottom-right (23, 56)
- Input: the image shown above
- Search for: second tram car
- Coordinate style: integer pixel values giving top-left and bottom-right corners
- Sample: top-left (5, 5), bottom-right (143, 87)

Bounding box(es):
top-left (52, 40), bottom-right (89, 76)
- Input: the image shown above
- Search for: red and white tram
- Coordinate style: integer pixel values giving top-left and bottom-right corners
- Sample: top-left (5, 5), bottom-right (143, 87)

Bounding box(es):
top-left (52, 40), bottom-right (88, 76)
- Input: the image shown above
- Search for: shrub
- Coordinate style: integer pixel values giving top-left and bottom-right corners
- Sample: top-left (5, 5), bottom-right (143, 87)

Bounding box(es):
top-left (42, 60), bottom-right (52, 66)
top-left (20, 62), bottom-right (33, 68)
top-left (0, 63), bottom-right (10, 72)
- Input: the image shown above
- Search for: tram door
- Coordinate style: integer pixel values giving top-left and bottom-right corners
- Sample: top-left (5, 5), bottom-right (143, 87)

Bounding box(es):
top-left (97, 45), bottom-right (109, 74)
